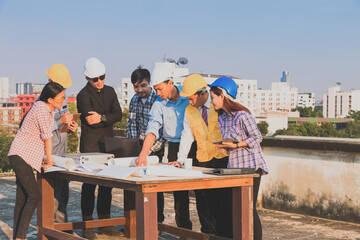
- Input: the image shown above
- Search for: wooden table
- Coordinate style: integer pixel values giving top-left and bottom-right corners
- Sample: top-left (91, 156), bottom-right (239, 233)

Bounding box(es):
top-left (37, 168), bottom-right (257, 240)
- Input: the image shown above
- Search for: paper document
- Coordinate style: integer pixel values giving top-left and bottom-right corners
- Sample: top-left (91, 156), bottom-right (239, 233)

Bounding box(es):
top-left (145, 165), bottom-right (203, 177)
top-left (52, 155), bottom-right (76, 171)
top-left (96, 165), bottom-right (138, 179)
top-left (108, 155), bottom-right (159, 167)
top-left (75, 162), bottom-right (106, 174)
top-left (44, 166), bottom-right (67, 173)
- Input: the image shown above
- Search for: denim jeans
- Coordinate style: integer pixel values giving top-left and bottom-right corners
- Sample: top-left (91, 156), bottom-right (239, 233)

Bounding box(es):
top-left (9, 155), bottom-right (41, 239)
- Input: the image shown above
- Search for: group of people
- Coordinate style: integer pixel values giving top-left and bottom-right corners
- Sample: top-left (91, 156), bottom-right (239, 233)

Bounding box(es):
top-left (7, 57), bottom-right (268, 240)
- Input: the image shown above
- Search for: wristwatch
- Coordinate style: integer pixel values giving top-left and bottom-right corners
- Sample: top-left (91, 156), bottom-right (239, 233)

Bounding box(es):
top-left (100, 114), bottom-right (106, 122)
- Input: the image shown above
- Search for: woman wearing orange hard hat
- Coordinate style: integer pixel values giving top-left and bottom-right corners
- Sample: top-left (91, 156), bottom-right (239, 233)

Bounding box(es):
top-left (46, 64), bottom-right (78, 229)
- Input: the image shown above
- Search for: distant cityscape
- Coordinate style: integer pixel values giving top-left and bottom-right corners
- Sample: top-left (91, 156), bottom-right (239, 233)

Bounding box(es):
top-left (1, 62), bottom-right (359, 135)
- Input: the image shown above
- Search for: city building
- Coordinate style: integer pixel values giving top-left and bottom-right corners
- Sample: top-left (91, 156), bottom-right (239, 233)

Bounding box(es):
top-left (288, 117), bottom-right (353, 130)
top-left (257, 76), bottom-right (298, 114)
top-left (11, 94), bottom-right (38, 117)
top-left (32, 83), bottom-right (46, 94)
top-left (16, 82), bottom-right (33, 95)
top-left (280, 71), bottom-right (290, 83)
top-left (323, 86), bottom-right (360, 118)
top-left (0, 77), bottom-right (9, 99)
top-left (0, 101), bottom-right (22, 124)
top-left (297, 93), bottom-right (316, 109)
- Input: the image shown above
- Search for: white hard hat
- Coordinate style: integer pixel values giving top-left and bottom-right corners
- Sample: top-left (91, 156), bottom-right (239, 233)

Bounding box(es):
top-left (84, 57), bottom-right (106, 78)
top-left (151, 67), bottom-right (173, 86)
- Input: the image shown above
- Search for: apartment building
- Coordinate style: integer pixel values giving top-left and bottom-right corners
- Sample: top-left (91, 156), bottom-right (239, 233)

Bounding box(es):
top-left (298, 93), bottom-right (316, 109)
top-left (0, 77), bottom-right (9, 99)
top-left (0, 101), bottom-right (22, 124)
top-left (323, 86), bottom-right (360, 118)
top-left (257, 81), bottom-right (298, 114)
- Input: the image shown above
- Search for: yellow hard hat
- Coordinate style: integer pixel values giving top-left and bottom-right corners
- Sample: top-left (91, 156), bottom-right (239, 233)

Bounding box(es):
top-left (180, 74), bottom-right (207, 97)
top-left (46, 64), bottom-right (72, 88)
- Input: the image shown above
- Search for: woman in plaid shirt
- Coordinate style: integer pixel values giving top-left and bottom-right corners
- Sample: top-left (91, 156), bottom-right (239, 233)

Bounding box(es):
top-left (8, 82), bottom-right (65, 240)
top-left (209, 76), bottom-right (268, 240)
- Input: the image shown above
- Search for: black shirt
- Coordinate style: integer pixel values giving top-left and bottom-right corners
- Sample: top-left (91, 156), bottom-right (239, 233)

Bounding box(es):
top-left (77, 82), bottom-right (122, 153)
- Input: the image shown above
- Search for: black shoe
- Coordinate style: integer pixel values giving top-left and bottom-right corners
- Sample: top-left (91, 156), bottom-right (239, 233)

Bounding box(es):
top-left (83, 228), bottom-right (97, 240)
top-left (98, 226), bottom-right (123, 236)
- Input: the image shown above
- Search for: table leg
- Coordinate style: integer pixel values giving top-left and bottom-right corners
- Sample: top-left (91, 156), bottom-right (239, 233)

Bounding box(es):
top-left (124, 190), bottom-right (136, 239)
top-left (37, 173), bottom-right (55, 240)
top-left (135, 192), bottom-right (157, 240)
top-left (233, 186), bottom-right (253, 240)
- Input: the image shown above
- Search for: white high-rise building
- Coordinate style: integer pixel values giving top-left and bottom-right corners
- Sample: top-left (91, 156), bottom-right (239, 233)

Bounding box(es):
top-left (16, 82), bottom-right (33, 95)
top-left (0, 77), bottom-right (9, 99)
top-left (298, 93), bottom-right (316, 109)
top-left (257, 78), bottom-right (298, 113)
top-left (323, 86), bottom-right (360, 118)
top-left (280, 71), bottom-right (290, 83)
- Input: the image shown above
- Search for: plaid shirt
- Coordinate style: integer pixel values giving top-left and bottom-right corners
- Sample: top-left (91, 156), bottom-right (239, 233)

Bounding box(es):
top-left (8, 101), bottom-right (54, 172)
top-left (126, 89), bottom-right (164, 152)
top-left (218, 111), bottom-right (268, 175)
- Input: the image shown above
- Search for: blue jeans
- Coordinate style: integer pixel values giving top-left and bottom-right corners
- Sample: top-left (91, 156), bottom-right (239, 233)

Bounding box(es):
top-left (9, 155), bottom-right (41, 239)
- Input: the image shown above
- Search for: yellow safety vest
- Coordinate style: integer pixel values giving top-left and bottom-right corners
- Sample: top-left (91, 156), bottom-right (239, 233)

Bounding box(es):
top-left (186, 104), bottom-right (228, 162)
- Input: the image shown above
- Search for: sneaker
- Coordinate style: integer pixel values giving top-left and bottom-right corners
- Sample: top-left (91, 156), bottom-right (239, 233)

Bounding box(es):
top-left (98, 226), bottom-right (123, 236)
top-left (83, 228), bottom-right (97, 240)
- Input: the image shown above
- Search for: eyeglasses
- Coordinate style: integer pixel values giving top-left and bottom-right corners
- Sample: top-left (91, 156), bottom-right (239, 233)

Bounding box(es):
top-left (88, 74), bottom-right (105, 83)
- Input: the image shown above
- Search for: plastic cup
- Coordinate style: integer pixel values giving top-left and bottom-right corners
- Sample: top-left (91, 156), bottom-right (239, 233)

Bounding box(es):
top-left (184, 158), bottom-right (193, 169)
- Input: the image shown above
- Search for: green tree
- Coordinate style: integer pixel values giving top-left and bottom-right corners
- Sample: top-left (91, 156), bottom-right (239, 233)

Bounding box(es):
top-left (113, 108), bottom-right (129, 129)
top-left (257, 121), bottom-right (269, 136)
top-left (0, 134), bottom-right (14, 172)
top-left (346, 110), bottom-right (360, 121)
top-left (67, 102), bottom-right (79, 153)
top-left (319, 122), bottom-right (337, 137)
top-left (343, 121), bottom-right (360, 138)
top-left (292, 107), bottom-right (323, 117)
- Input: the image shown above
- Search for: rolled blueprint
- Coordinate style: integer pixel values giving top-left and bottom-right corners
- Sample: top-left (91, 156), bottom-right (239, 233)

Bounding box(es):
top-left (52, 155), bottom-right (76, 171)
top-left (108, 155), bottom-right (159, 167)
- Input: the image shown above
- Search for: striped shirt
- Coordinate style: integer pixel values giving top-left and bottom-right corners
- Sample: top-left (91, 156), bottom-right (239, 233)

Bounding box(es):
top-left (126, 89), bottom-right (164, 152)
top-left (218, 110), bottom-right (268, 175)
top-left (8, 101), bottom-right (54, 172)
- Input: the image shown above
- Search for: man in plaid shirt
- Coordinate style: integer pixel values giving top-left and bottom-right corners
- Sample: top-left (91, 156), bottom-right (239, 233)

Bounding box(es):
top-left (126, 66), bottom-right (165, 223)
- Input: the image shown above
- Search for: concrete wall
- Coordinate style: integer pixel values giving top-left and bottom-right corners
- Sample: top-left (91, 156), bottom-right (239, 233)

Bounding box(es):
top-left (260, 136), bottom-right (360, 223)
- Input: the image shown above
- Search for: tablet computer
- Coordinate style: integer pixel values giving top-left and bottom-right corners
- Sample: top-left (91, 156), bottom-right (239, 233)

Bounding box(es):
top-left (212, 139), bottom-right (239, 145)
top-left (59, 113), bottom-right (81, 133)
top-left (203, 168), bottom-right (255, 175)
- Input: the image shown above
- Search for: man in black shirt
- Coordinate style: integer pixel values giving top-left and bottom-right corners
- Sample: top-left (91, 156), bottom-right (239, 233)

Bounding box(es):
top-left (77, 57), bottom-right (122, 240)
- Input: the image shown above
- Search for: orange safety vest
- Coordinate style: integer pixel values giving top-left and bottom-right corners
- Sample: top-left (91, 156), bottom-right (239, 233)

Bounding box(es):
top-left (186, 103), bottom-right (228, 162)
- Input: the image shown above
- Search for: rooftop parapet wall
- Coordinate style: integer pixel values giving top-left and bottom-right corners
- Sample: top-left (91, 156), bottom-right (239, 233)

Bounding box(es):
top-left (260, 136), bottom-right (360, 223)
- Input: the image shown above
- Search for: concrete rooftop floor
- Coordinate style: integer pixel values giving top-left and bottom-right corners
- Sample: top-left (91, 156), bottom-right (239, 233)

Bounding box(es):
top-left (0, 176), bottom-right (359, 240)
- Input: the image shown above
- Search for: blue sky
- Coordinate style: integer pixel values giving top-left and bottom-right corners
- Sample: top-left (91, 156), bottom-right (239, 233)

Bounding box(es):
top-left (0, 0), bottom-right (359, 100)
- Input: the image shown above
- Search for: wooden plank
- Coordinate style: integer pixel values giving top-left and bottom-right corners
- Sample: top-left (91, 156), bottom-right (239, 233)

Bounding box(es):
top-left (44, 171), bottom-right (141, 192)
top-left (232, 186), bottom-right (253, 240)
top-left (141, 178), bottom-right (253, 193)
top-left (124, 190), bottom-right (136, 239)
top-left (158, 223), bottom-right (231, 240)
top-left (136, 192), bottom-right (157, 240)
top-left (39, 226), bottom-right (86, 240)
top-left (54, 218), bottom-right (125, 231)
top-left (37, 173), bottom-right (55, 240)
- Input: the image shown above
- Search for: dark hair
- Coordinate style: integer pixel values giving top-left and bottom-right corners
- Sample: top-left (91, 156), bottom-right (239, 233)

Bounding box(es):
top-left (131, 66), bottom-right (150, 84)
top-left (39, 81), bottom-right (64, 103)
top-left (210, 86), bottom-right (251, 116)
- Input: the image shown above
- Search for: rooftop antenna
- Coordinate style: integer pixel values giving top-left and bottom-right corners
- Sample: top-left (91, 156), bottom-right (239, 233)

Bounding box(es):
top-left (166, 57), bottom-right (189, 67)
top-left (177, 57), bottom-right (188, 67)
